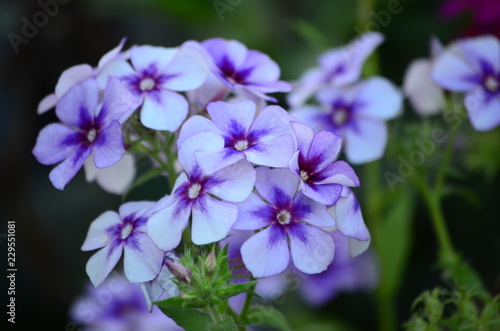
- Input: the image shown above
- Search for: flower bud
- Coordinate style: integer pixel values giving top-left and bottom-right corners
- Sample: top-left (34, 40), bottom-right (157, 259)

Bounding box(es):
top-left (205, 251), bottom-right (216, 273)
top-left (165, 260), bottom-right (191, 283)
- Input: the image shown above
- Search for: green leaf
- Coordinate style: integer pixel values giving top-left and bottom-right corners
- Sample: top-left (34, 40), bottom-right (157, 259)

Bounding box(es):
top-left (293, 19), bottom-right (331, 50)
top-left (218, 281), bottom-right (257, 299)
top-left (245, 305), bottom-right (292, 331)
top-left (376, 190), bottom-right (416, 297)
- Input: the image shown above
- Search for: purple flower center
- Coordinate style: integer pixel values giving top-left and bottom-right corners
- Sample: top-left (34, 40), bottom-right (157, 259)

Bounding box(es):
top-left (330, 100), bottom-right (353, 128)
top-left (482, 73), bottom-right (499, 94)
top-left (276, 210), bottom-right (291, 225)
top-left (218, 56), bottom-right (253, 85)
top-left (124, 63), bottom-right (177, 95)
top-left (224, 120), bottom-right (259, 151)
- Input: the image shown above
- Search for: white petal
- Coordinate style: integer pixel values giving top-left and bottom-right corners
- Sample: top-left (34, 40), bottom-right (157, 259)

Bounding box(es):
top-left (81, 211), bottom-right (121, 251)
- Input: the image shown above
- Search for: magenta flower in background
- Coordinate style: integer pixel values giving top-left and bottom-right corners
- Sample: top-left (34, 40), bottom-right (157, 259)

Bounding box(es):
top-left (291, 77), bottom-right (402, 164)
top-left (234, 167), bottom-right (335, 278)
top-left (433, 34), bottom-right (500, 131)
top-left (82, 201), bottom-right (164, 287)
top-left (101, 43), bottom-right (209, 131)
top-left (287, 32), bottom-right (384, 108)
top-left (440, 0), bottom-right (500, 38)
top-left (33, 77), bottom-right (138, 190)
top-left (178, 100), bottom-right (296, 174)
top-left (147, 132), bottom-right (256, 251)
top-left (200, 38), bottom-right (292, 101)
top-left (290, 122), bottom-right (360, 206)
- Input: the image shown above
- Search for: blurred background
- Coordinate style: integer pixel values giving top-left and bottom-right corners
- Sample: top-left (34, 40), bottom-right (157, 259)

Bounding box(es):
top-left (1, 0), bottom-right (499, 329)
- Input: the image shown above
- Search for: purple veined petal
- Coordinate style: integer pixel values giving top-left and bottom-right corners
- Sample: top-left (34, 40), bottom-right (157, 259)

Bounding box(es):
top-left (191, 196), bottom-right (238, 245)
top-left (465, 93), bottom-right (500, 131)
top-left (96, 60), bottom-right (135, 90)
top-left (84, 153), bottom-right (136, 195)
top-left (205, 159), bottom-right (256, 202)
top-left (307, 130), bottom-right (343, 170)
top-left (254, 167), bottom-right (299, 207)
top-left (432, 47), bottom-right (478, 92)
top-left (195, 148), bottom-right (245, 175)
top-left (344, 119), bottom-right (387, 164)
top-left (93, 120), bottom-right (125, 169)
top-left (118, 201), bottom-right (155, 220)
top-left (86, 243), bottom-right (124, 287)
top-left (54, 64), bottom-right (94, 99)
top-left (123, 232), bottom-right (164, 283)
top-left (147, 199), bottom-right (191, 251)
top-left (301, 182), bottom-right (343, 207)
top-left (289, 150), bottom-right (301, 179)
top-left (33, 123), bottom-right (81, 165)
top-left (241, 225), bottom-right (290, 278)
top-left (459, 35), bottom-right (500, 73)
top-left (250, 105), bottom-right (295, 142)
top-left (178, 131), bottom-right (225, 174)
top-left (202, 38), bottom-right (248, 71)
top-left (289, 105), bottom-right (327, 132)
top-left (207, 100), bottom-right (256, 135)
top-left (349, 237), bottom-right (371, 258)
top-left (99, 76), bottom-right (141, 125)
top-left (49, 144), bottom-right (92, 190)
top-left (288, 223), bottom-right (335, 274)
top-left (130, 45), bottom-right (177, 73)
top-left (177, 115), bottom-right (223, 148)
top-left (37, 93), bottom-right (57, 114)
top-left (161, 44), bottom-right (210, 91)
top-left (403, 59), bottom-right (445, 116)
top-left (81, 211), bottom-right (122, 251)
top-left (293, 193), bottom-right (336, 227)
top-left (97, 37), bottom-right (126, 71)
top-left (246, 80), bottom-right (292, 94)
top-left (241, 50), bottom-right (280, 83)
top-left (291, 121), bottom-right (314, 156)
top-left (140, 90), bottom-right (188, 131)
top-left (187, 72), bottom-right (229, 111)
top-left (148, 173), bottom-right (188, 215)
top-left (56, 79), bottom-right (99, 128)
top-left (316, 160), bottom-right (360, 187)
top-left (356, 77), bottom-right (403, 120)
top-left (287, 67), bottom-right (324, 108)
top-left (244, 134), bottom-right (295, 168)
top-left (233, 193), bottom-right (274, 230)
top-left (329, 188), bottom-right (370, 243)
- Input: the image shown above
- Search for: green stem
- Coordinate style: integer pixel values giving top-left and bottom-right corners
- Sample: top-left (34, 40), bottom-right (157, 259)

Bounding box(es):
top-left (376, 292), bottom-right (397, 331)
top-left (226, 306), bottom-right (245, 331)
top-left (164, 132), bottom-right (178, 192)
top-left (240, 282), bottom-right (256, 322)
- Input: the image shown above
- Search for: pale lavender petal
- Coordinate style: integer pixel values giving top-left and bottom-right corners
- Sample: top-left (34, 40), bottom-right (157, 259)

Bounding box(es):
top-left (357, 77), bottom-right (403, 120)
top-left (54, 64), bottom-right (94, 98)
top-left (293, 193), bottom-right (335, 227)
top-left (291, 121), bottom-right (314, 155)
top-left (430, 36), bottom-right (444, 59)
top-left (147, 174), bottom-right (188, 215)
top-left (97, 37), bottom-right (126, 70)
top-left (432, 47), bottom-right (477, 91)
top-left (307, 130), bottom-right (342, 170)
top-left (301, 182), bottom-right (343, 207)
top-left (49, 144), bottom-right (92, 190)
top-left (130, 45), bottom-right (177, 73)
top-left (191, 196), bottom-right (238, 245)
top-left (86, 243), bottom-right (124, 287)
top-left (241, 225), bottom-right (289, 278)
top-left (465, 94), bottom-right (500, 131)
top-left (243, 50), bottom-right (280, 82)
top-left (147, 200), bottom-right (191, 251)
top-left (118, 201), bottom-right (154, 220)
top-left (93, 120), bottom-right (125, 169)
top-left (316, 160), bottom-right (360, 186)
top-left (289, 150), bottom-right (301, 179)
top-left (459, 35), bottom-right (500, 73)
top-left (140, 90), bottom-right (188, 131)
top-left (344, 119), bottom-right (387, 164)
top-left (162, 44), bottom-right (209, 91)
top-left (233, 193), bottom-right (274, 230)
top-left (96, 60), bottom-right (135, 89)
top-left (202, 38), bottom-right (248, 70)
top-left (123, 233), bottom-right (164, 283)
top-left (205, 159), bottom-right (256, 202)
top-left (99, 76), bottom-right (141, 125)
top-left (177, 115), bottom-right (223, 148)
top-left (254, 167), bottom-right (299, 207)
top-left (37, 93), bottom-right (57, 114)
top-left (33, 123), bottom-right (80, 165)
top-left (287, 68), bottom-right (324, 108)
top-left (195, 148), bottom-right (245, 175)
top-left (329, 188), bottom-right (370, 244)
top-left (289, 223), bottom-right (335, 274)
top-left (207, 100), bottom-right (256, 135)
top-left (250, 105), bottom-right (295, 141)
top-left (244, 134), bottom-right (295, 167)
top-left (56, 79), bottom-right (99, 128)
top-left (178, 131), bottom-right (225, 174)
top-left (289, 105), bottom-right (327, 132)
top-left (349, 238), bottom-right (371, 258)
top-left (92, 154), bottom-right (136, 195)
top-left (81, 211), bottom-right (121, 251)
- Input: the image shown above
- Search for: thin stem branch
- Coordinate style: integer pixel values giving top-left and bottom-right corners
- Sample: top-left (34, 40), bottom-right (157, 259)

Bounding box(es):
top-left (240, 282), bottom-right (256, 322)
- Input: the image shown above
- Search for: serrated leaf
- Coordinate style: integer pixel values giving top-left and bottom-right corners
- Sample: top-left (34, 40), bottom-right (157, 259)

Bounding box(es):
top-left (218, 281), bottom-right (257, 299)
top-left (245, 305), bottom-right (291, 331)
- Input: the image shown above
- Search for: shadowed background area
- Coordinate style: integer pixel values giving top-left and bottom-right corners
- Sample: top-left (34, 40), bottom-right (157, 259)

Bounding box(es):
top-left (1, 0), bottom-right (499, 329)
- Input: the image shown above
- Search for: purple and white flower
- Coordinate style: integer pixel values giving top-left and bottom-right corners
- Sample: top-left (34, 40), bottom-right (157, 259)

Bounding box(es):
top-left (37, 38), bottom-right (128, 114)
top-left (33, 77), bottom-right (139, 190)
top-left (234, 167), bottom-right (335, 278)
top-left (290, 122), bottom-right (360, 206)
top-left (147, 132), bottom-right (256, 251)
top-left (83, 153), bottom-right (136, 195)
top-left (200, 38), bottom-right (292, 101)
top-left (178, 100), bottom-right (296, 174)
top-left (433, 34), bottom-right (500, 131)
top-left (291, 77), bottom-right (402, 164)
top-left (102, 43), bottom-right (209, 131)
top-left (82, 201), bottom-right (164, 287)
top-left (288, 32), bottom-right (384, 108)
